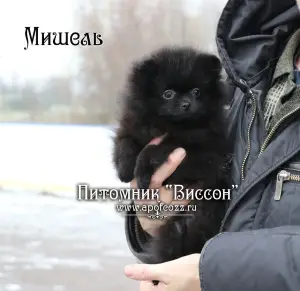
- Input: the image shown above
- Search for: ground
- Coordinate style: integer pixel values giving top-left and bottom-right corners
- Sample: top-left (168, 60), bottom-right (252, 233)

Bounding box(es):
top-left (0, 190), bottom-right (139, 291)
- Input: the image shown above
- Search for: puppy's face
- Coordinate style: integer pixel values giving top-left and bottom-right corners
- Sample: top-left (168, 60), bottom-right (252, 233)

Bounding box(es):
top-left (130, 48), bottom-right (222, 123)
top-left (157, 87), bottom-right (203, 121)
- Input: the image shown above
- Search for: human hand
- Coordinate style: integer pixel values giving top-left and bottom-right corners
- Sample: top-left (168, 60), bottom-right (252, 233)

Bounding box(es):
top-left (130, 135), bottom-right (189, 236)
top-left (124, 253), bottom-right (202, 291)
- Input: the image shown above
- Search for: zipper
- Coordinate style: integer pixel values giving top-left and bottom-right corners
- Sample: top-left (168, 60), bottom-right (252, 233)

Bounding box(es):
top-left (259, 105), bottom-right (300, 155)
top-left (219, 79), bottom-right (300, 231)
top-left (219, 77), bottom-right (300, 230)
top-left (240, 79), bottom-right (257, 181)
top-left (220, 145), bottom-right (300, 231)
top-left (274, 169), bottom-right (300, 200)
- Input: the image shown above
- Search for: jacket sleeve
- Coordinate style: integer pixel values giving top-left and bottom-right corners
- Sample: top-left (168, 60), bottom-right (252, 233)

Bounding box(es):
top-left (124, 201), bottom-right (153, 262)
top-left (200, 226), bottom-right (300, 291)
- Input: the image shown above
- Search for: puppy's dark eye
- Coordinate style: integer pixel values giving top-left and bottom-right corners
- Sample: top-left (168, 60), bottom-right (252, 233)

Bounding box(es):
top-left (163, 90), bottom-right (175, 99)
top-left (191, 88), bottom-right (201, 97)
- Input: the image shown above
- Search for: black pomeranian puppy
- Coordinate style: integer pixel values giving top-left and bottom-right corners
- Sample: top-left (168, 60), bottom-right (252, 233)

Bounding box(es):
top-left (113, 46), bottom-right (229, 264)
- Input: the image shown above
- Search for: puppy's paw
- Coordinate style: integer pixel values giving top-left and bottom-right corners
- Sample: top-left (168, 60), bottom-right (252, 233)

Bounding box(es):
top-left (134, 144), bottom-right (176, 189)
top-left (113, 139), bottom-right (139, 183)
top-left (117, 163), bottom-right (134, 183)
top-left (136, 173), bottom-right (152, 189)
top-left (134, 154), bottom-right (154, 189)
top-left (134, 145), bottom-right (158, 189)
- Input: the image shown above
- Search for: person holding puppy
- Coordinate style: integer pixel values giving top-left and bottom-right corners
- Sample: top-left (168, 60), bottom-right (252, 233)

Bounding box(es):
top-left (123, 0), bottom-right (300, 290)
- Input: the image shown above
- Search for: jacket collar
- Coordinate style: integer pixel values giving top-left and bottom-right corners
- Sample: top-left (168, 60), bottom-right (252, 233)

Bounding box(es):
top-left (272, 28), bottom-right (300, 83)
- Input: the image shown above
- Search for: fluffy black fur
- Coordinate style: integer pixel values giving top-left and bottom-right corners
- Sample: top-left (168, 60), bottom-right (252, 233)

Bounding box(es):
top-left (113, 46), bottom-right (229, 265)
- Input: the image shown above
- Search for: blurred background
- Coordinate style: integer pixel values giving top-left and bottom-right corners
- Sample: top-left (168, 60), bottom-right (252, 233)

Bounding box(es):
top-left (0, 0), bottom-right (226, 290)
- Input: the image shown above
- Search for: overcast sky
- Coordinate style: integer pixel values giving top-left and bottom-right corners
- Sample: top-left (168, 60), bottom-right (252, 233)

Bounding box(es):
top-left (0, 0), bottom-right (225, 84)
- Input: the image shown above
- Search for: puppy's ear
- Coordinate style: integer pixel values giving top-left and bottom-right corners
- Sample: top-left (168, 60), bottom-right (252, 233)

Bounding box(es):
top-left (196, 53), bottom-right (221, 72)
top-left (129, 58), bottom-right (159, 93)
top-left (136, 59), bottom-right (159, 77)
top-left (194, 54), bottom-right (222, 81)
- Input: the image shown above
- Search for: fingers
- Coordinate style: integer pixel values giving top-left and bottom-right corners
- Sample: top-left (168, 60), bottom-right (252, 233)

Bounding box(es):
top-left (130, 179), bottom-right (137, 188)
top-left (139, 281), bottom-right (156, 291)
top-left (139, 281), bottom-right (166, 291)
top-left (150, 148), bottom-right (186, 189)
top-left (148, 134), bottom-right (167, 146)
top-left (124, 263), bottom-right (170, 284)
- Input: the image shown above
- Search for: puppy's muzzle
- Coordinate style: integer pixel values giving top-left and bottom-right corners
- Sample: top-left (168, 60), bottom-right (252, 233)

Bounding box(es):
top-left (181, 100), bottom-right (191, 111)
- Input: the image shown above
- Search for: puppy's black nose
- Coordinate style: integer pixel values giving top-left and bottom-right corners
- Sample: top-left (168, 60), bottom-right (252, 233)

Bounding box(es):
top-left (181, 101), bottom-right (191, 111)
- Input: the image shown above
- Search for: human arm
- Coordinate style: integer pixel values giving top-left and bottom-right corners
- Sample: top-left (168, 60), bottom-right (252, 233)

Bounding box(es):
top-left (200, 226), bottom-right (300, 291)
top-left (124, 226), bottom-right (300, 291)
top-left (125, 142), bottom-right (189, 262)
